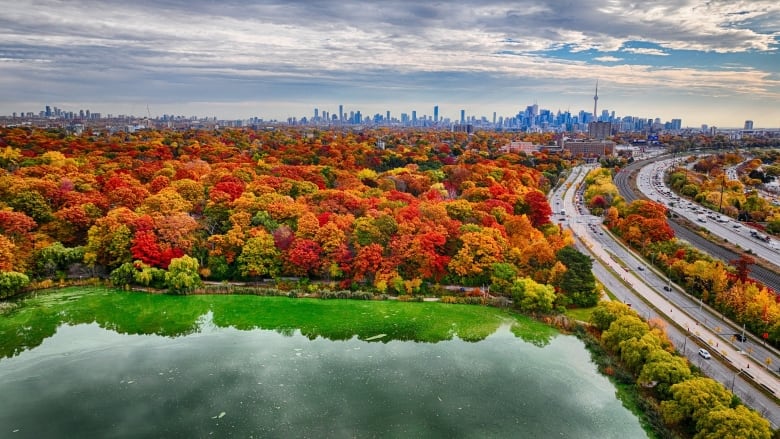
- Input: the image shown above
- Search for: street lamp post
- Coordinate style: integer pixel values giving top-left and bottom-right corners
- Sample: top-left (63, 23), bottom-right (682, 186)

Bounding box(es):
top-left (682, 333), bottom-right (694, 354)
top-left (731, 369), bottom-right (746, 392)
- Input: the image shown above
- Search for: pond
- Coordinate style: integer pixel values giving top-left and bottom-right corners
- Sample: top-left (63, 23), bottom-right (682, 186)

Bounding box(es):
top-left (0, 288), bottom-right (647, 438)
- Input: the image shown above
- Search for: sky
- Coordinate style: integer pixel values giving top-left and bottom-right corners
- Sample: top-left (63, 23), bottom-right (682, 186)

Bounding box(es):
top-left (1, 0), bottom-right (779, 128)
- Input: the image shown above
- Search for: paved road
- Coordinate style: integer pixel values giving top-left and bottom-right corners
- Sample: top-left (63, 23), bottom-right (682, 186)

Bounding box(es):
top-left (554, 164), bottom-right (780, 426)
top-left (636, 157), bottom-right (780, 264)
top-left (614, 156), bottom-right (780, 293)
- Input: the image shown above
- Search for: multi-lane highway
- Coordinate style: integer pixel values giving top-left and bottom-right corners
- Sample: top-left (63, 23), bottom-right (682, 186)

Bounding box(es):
top-left (636, 157), bottom-right (780, 263)
top-left (615, 157), bottom-right (780, 293)
top-left (551, 164), bottom-right (780, 426)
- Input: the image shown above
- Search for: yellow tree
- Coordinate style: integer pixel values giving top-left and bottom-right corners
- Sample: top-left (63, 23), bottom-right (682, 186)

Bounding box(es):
top-left (448, 227), bottom-right (507, 281)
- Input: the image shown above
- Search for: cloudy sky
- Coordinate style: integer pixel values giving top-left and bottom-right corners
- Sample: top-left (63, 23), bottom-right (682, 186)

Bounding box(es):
top-left (1, 0), bottom-right (778, 127)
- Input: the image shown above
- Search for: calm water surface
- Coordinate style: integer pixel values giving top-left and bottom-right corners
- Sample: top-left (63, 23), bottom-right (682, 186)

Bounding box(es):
top-left (0, 291), bottom-right (646, 438)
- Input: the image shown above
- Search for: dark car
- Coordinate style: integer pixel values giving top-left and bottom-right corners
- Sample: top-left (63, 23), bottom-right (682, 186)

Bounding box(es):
top-left (734, 334), bottom-right (747, 342)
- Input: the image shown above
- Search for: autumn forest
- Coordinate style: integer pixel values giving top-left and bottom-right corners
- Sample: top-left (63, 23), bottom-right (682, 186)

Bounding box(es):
top-left (0, 127), bottom-right (598, 306)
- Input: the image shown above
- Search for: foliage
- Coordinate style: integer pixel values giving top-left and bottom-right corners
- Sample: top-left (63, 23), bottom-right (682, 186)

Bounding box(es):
top-left (693, 405), bottom-right (772, 439)
top-left (510, 277), bottom-right (556, 313)
top-left (659, 377), bottom-right (732, 429)
top-left (0, 271), bottom-right (30, 298)
top-left (165, 255), bottom-right (202, 294)
top-left (0, 127), bottom-right (576, 294)
top-left (590, 301), bottom-right (637, 331)
top-left (555, 246), bottom-right (598, 306)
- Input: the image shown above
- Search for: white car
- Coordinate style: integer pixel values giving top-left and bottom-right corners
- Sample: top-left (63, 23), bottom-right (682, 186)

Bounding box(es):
top-left (698, 348), bottom-right (711, 359)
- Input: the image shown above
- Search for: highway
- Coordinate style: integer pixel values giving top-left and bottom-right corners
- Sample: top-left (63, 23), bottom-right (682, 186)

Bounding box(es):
top-left (636, 157), bottom-right (780, 264)
top-left (614, 156), bottom-right (780, 294)
top-left (550, 164), bottom-right (780, 426)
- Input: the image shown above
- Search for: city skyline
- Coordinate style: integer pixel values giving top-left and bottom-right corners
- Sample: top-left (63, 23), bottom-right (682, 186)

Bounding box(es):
top-left (1, 1), bottom-right (778, 127)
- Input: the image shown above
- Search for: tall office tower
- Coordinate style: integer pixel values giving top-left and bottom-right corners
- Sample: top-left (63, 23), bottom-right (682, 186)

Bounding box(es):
top-left (593, 80), bottom-right (599, 117)
top-left (670, 119), bottom-right (682, 130)
top-left (434, 105), bottom-right (439, 123)
top-left (45, 106), bottom-right (51, 117)
top-left (493, 112), bottom-right (496, 125)
top-left (386, 110), bottom-right (390, 122)
top-left (314, 108), bottom-right (319, 120)
top-left (744, 120), bottom-right (753, 130)
top-left (460, 109), bottom-right (465, 125)
top-left (412, 111), bottom-right (417, 125)
top-left (339, 105), bottom-right (343, 122)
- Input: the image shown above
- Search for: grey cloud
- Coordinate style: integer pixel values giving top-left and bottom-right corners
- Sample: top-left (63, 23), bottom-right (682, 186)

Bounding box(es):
top-left (0, 0), bottom-right (778, 124)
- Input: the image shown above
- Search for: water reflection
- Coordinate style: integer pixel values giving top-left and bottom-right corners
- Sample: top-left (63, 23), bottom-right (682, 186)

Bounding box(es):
top-left (0, 288), bottom-right (557, 360)
top-left (0, 318), bottom-right (646, 438)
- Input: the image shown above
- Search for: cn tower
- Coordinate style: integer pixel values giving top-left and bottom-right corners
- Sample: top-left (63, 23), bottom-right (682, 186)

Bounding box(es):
top-left (593, 80), bottom-right (599, 118)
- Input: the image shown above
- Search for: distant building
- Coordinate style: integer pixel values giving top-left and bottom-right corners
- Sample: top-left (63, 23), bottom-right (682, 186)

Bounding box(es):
top-left (744, 120), bottom-right (754, 130)
top-left (588, 121), bottom-right (611, 139)
top-left (499, 141), bottom-right (538, 154)
top-left (563, 139), bottom-right (615, 158)
top-left (452, 123), bottom-right (473, 134)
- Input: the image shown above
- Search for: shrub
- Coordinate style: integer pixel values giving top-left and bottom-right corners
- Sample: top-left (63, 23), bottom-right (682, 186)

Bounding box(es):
top-left (0, 271), bottom-right (30, 298)
top-left (165, 255), bottom-right (202, 294)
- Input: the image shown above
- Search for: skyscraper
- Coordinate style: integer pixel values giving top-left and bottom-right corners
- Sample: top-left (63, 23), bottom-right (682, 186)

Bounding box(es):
top-left (593, 80), bottom-right (599, 117)
top-left (744, 120), bottom-right (753, 130)
top-left (338, 105), bottom-right (343, 122)
top-left (460, 109), bottom-right (465, 125)
top-left (434, 105), bottom-right (439, 123)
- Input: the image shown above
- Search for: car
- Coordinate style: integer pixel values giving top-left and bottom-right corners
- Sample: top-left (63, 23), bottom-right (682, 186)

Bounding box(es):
top-left (734, 334), bottom-right (747, 342)
top-left (637, 266), bottom-right (645, 271)
top-left (663, 286), bottom-right (672, 292)
top-left (698, 348), bottom-right (711, 359)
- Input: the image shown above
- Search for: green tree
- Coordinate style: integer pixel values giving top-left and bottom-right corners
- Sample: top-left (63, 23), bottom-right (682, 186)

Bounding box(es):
top-left (251, 210), bottom-right (280, 232)
top-left (110, 262), bottom-right (138, 287)
top-left (660, 377), bottom-right (732, 428)
top-left (134, 263), bottom-right (167, 289)
top-left (0, 271), bottom-right (30, 298)
top-left (620, 332), bottom-right (664, 375)
top-left (8, 191), bottom-right (52, 223)
top-left (237, 232), bottom-right (280, 278)
top-left (510, 277), bottom-right (556, 313)
top-left (34, 242), bottom-right (84, 277)
top-left (601, 315), bottom-right (650, 354)
top-left (694, 405), bottom-right (771, 439)
top-left (637, 349), bottom-right (692, 397)
top-left (490, 262), bottom-right (518, 296)
top-left (555, 246), bottom-right (598, 306)
top-left (590, 301), bottom-right (637, 331)
top-left (165, 255), bottom-right (201, 294)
